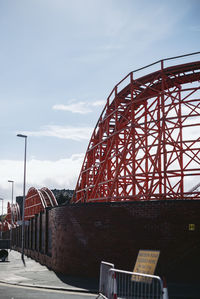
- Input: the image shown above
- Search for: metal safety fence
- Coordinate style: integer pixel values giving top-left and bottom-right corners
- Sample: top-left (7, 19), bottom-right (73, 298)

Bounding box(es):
top-left (99, 261), bottom-right (115, 298)
top-left (98, 261), bottom-right (164, 299)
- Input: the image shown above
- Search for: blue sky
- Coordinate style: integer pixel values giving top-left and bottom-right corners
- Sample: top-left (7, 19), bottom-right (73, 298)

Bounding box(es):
top-left (0, 0), bottom-right (200, 211)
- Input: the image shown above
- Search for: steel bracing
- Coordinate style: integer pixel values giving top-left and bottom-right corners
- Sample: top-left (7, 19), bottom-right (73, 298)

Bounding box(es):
top-left (6, 202), bottom-right (21, 226)
top-left (72, 55), bottom-right (200, 203)
top-left (5, 187), bottom-right (58, 225)
top-left (24, 187), bottom-right (58, 220)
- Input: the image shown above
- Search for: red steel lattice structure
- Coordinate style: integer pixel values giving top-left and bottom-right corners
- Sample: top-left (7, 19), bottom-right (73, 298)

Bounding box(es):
top-left (5, 187), bottom-right (58, 227)
top-left (72, 54), bottom-right (200, 203)
top-left (24, 187), bottom-right (58, 220)
top-left (6, 202), bottom-right (21, 226)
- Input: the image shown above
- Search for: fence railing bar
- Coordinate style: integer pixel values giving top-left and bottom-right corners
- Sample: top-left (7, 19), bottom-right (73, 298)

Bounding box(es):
top-left (98, 261), bottom-right (164, 299)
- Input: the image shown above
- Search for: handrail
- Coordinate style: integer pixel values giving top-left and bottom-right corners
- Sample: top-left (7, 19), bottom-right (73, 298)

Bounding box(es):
top-left (105, 52), bottom-right (200, 106)
top-left (130, 51), bottom-right (200, 75)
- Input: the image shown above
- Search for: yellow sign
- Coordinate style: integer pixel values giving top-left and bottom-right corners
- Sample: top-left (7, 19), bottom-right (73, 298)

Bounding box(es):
top-left (189, 224), bottom-right (195, 231)
top-left (132, 250), bottom-right (160, 282)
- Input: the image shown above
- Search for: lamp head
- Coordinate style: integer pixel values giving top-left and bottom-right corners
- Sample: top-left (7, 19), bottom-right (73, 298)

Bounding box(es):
top-left (17, 134), bottom-right (27, 138)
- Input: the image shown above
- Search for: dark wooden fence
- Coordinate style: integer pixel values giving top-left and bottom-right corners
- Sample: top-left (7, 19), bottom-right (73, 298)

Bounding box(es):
top-left (12, 208), bottom-right (52, 257)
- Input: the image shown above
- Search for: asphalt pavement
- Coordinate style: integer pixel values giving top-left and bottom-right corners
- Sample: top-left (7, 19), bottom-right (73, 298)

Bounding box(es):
top-left (0, 283), bottom-right (97, 299)
top-left (2, 251), bottom-right (200, 299)
top-left (0, 250), bottom-right (99, 295)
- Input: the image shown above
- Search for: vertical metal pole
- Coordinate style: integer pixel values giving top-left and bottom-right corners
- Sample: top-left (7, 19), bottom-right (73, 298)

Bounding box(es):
top-left (11, 182), bottom-right (14, 206)
top-left (10, 182), bottom-right (13, 248)
top-left (22, 136), bottom-right (27, 263)
top-left (17, 134), bottom-right (27, 264)
top-left (178, 86), bottom-right (184, 196)
top-left (114, 86), bottom-right (118, 199)
top-left (11, 183), bottom-right (13, 246)
top-left (130, 72), bottom-right (136, 198)
top-left (144, 101), bottom-right (148, 199)
top-left (0, 198), bottom-right (3, 239)
top-left (8, 180), bottom-right (14, 245)
top-left (0, 201), bottom-right (1, 240)
top-left (161, 60), bottom-right (167, 196)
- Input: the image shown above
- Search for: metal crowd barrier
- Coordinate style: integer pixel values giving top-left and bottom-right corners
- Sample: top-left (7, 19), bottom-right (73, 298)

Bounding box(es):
top-left (98, 261), bottom-right (164, 299)
top-left (99, 261), bottom-right (115, 298)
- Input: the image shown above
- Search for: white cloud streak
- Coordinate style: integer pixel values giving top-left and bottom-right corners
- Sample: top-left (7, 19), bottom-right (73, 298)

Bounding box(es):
top-left (53, 99), bottom-right (105, 114)
top-left (91, 100), bottom-right (105, 107)
top-left (20, 125), bottom-right (93, 141)
top-left (53, 102), bottom-right (92, 114)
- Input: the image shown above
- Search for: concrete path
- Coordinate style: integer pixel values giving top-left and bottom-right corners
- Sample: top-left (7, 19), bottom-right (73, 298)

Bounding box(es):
top-left (0, 250), bottom-right (98, 294)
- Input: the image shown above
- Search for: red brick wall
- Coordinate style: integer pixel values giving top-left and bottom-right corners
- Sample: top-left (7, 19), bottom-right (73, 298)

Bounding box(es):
top-left (13, 200), bottom-right (200, 283)
top-left (49, 200), bottom-right (200, 282)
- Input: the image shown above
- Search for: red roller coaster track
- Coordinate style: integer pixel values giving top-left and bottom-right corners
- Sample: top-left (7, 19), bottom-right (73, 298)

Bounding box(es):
top-left (72, 54), bottom-right (200, 203)
top-left (24, 187), bottom-right (58, 220)
top-left (5, 187), bottom-right (58, 226)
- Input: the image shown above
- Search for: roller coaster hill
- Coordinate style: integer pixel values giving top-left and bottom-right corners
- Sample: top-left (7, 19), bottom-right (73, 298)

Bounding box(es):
top-left (72, 53), bottom-right (200, 203)
top-left (2, 52), bottom-right (200, 283)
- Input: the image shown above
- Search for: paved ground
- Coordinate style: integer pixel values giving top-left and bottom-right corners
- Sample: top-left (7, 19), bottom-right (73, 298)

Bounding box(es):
top-left (0, 283), bottom-right (97, 299)
top-left (1, 250), bottom-right (200, 298)
top-left (0, 250), bottom-right (98, 294)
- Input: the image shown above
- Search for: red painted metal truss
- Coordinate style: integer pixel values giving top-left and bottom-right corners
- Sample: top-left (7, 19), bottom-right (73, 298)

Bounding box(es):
top-left (4, 187), bottom-right (57, 230)
top-left (24, 187), bottom-right (58, 220)
top-left (5, 202), bottom-right (21, 227)
top-left (0, 220), bottom-right (10, 232)
top-left (72, 58), bottom-right (200, 203)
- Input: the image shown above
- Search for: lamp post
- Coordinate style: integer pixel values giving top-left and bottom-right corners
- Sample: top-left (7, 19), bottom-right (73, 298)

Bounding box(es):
top-left (17, 134), bottom-right (27, 263)
top-left (8, 180), bottom-right (14, 206)
top-left (8, 180), bottom-right (14, 243)
top-left (0, 198), bottom-right (3, 239)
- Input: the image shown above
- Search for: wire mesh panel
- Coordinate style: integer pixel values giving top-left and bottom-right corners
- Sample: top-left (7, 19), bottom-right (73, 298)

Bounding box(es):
top-left (108, 269), bottom-right (163, 299)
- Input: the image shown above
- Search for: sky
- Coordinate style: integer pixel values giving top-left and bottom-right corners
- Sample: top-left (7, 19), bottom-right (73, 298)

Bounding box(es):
top-left (0, 0), bottom-right (200, 212)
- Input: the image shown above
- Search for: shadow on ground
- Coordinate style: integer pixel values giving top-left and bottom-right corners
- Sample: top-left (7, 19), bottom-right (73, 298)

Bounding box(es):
top-left (55, 272), bottom-right (99, 292)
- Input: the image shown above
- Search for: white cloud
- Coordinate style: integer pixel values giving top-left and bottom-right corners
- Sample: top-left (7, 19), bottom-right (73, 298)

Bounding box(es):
top-left (91, 100), bottom-right (105, 107)
top-left (28, 154), bottom-right (84, 188)
top-left (53, 102), bottom-right (92, 114)
top-left (0, 153), bottom-right (85, 213)
top-left (52, 99), bottom-right (105, 114)
top-left (20, 125), bottom-right (93, 141)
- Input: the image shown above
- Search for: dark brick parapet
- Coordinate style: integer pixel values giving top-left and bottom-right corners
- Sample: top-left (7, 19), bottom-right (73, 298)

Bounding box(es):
top-left (12, 200), bottom-right (200, 283)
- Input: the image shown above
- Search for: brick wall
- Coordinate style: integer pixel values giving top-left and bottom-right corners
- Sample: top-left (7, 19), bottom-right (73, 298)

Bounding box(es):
top-left (12, 200), bottom-right (200, 283)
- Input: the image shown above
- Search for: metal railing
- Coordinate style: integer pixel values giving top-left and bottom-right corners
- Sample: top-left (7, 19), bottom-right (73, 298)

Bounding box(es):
top-left (99, 261), bottom-right (115, 298)
top-left (108, 268), bottom-right (163, 299)
top-left (98, 261), bottom-right (164, 299)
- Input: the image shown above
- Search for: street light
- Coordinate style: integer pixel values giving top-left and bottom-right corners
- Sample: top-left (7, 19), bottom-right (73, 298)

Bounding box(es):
top-left (8, 180), bottom-right (14, 245)
top-left (0, 198), bottom-right (3, 239)
top-left (17, 134), bottom-right (27, 263)
top-left (8, 180), bottom-right (14, 222)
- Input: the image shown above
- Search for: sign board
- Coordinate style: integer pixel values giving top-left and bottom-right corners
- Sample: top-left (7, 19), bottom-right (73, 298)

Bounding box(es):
top-left (132, 250), bottom-right (160, 282)
top-left (189, 224), bottom-right (195, 231)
